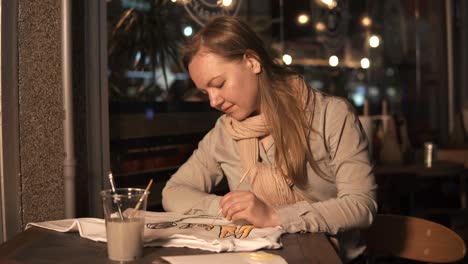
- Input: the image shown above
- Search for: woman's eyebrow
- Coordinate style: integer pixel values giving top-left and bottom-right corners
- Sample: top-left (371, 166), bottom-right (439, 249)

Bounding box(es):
top-left (206, 75), bottom-right (222, 87)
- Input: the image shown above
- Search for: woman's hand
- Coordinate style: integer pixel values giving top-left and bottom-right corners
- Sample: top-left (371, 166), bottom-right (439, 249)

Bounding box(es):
top-left (219, 190), bottom-right (280, 227)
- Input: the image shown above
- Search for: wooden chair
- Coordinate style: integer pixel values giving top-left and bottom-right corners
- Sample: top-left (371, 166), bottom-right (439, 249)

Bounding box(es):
top-left (364, 214), bottom-right (466, 263)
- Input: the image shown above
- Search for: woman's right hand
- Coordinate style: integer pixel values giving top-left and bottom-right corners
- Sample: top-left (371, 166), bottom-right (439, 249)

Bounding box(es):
top-left (219, 190), bottom-right (280, 227)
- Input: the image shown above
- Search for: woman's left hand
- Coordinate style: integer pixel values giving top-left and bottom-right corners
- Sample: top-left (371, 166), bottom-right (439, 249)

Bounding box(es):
top-left (219, 190), bottom-right (280, 227)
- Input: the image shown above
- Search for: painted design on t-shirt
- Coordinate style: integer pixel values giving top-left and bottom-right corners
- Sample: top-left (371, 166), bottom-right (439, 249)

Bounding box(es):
top-left (146, 215), bottom-right (255, 239)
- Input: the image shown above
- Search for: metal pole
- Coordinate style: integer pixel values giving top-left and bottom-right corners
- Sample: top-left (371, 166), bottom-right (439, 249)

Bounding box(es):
top-left (62, 0), bottom-right (76, 218)
top-left (445, 0), bottom-right (454, 134)
top-left (1, 0), bottom-right (22, 241)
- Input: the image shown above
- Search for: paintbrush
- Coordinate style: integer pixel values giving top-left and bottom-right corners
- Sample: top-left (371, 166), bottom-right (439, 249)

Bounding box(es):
top-left (108, 170), bottom-right (124, 220)
top-left (129, 179), bottom-right (153, 218)
top-left (211, 165), bottom-right (253, 225)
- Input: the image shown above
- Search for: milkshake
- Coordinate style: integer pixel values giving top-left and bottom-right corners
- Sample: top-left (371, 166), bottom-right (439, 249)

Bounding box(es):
top-left (106, 217), bottom-right (145, 261)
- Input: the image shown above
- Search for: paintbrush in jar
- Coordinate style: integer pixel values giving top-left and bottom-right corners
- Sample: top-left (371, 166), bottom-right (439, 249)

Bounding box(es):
top-left (129, 179), bottom-right (153, 218)
top-left (108, 170), bottom-right (124, 220)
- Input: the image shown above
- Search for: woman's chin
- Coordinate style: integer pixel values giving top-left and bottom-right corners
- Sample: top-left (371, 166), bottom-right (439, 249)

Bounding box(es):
top-left (227, 108), bottom-right (258, 121)
top-left (229, 113), bottom-right (247, 121)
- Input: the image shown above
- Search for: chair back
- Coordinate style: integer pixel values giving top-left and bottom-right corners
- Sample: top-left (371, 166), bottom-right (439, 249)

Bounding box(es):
top-left (364, 214), bottom-right (466, 263)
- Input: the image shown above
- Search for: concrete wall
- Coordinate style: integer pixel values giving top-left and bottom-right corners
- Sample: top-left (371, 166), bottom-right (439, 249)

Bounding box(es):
top-left (17, 0), bottom-right (65, 225)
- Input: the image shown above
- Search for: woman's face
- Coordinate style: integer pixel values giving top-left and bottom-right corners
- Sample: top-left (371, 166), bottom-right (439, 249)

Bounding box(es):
top-left (188, 50), bottom-right (262, 121)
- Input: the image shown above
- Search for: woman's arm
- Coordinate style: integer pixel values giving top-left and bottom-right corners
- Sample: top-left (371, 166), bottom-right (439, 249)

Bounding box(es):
top-left (276, 98), bottom-right (378, 235)
top-left (162, 120), bottom-right (225, 215)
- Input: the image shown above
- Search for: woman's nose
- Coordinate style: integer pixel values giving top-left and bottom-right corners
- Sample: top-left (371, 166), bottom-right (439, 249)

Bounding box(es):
top-left (208, 90), bottom-right (223, 108)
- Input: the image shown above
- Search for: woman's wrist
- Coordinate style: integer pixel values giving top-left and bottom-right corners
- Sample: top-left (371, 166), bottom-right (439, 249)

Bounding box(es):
top-left (267, 208), bottom-right (281, 227)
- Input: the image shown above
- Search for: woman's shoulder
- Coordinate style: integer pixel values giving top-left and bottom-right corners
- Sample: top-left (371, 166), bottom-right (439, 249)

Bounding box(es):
top-left (283, 74), bottom-right (356, 116)
top-left (312, 91), bottom-right (355, 115)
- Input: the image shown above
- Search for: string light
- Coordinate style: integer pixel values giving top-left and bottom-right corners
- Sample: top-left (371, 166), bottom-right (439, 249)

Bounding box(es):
top-left (361, 58), bottom-right (370, 69)
top-left (386, 87), bottom-right (397, 98)
top-left (316, 0), bottom-right (337, 9)
top-left (368, 87), bottom-right (379, 97)
top-left (329, 55), bottom-right (339, 67)
top-left (369, 35), bottom-right (380, 48)
top-left (297, 14), bottom-right (310, 24)
top-left (282, 54), bottom-right (293, 65)
top-left (361, 16), bottom-right (372, 27)
top-left (315, 22), bottom-right (326, 32)
top-left (220, 0), bottom-right (232, 7)
top-left (183, 26), bottom-right (193, 37)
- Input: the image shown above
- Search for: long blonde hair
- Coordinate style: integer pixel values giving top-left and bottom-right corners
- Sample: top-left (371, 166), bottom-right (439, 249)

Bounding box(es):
top-left (183, 16), bottom-right (321, 188)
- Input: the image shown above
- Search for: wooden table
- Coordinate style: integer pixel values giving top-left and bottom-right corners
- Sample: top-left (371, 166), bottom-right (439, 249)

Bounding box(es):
top-left (374, 160), bottom-right (466, 216)
top-left (0, 227), bottom-right (342, 264)
top-left (375, 160), bottom-right (465, 178)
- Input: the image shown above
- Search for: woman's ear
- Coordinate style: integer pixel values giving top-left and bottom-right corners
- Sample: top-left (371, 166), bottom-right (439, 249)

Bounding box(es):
top-left (244, 53), bottom-right (262, 74)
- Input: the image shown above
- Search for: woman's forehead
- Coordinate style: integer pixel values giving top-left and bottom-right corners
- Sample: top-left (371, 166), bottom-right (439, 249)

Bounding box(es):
top-left (189, 51), bottom-right (233, 73)
top-left (188, 53), bottom-right (228, 85)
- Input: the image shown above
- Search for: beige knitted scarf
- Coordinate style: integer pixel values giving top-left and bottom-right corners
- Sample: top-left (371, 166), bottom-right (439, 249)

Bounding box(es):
top-left (224, 114), bottom-right (306, 208)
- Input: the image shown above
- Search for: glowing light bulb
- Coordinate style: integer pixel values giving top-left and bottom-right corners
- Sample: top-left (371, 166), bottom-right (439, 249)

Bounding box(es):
top-left (361, 58), bottom-right (370, 69)
top-left (222, 0), bottom-right (232, 7)
top-left (183, 26), bottom-right (193, 37)
top-left (369, 35), bottom-right (380, 48)
top-left (297, 14), bottom-right (310, 24)
top-left (171, 0), bottom-right (177, 2)
top-left (315, 22), bottom-right (326, 32)
top-left (369, 87), bottom-right (379, 97)
top-left (282, 54), bottom-right (292, 65)
top-left (352, 93), bottom-right (365, 106)
top-left (361, 16), bottom-right (372, 27)
top-left (329, 55), bottom-right (339, 67)
top-left (319, 0), bottom-right (337, 9)
top-left (386, 87), bottom-right (397, 98)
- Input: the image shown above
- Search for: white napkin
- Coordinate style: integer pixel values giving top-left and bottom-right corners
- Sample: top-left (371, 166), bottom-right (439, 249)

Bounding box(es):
top-left (26, 212), bottom-right (284, 252)
top-left (160, 251), bottom-right (287, 264)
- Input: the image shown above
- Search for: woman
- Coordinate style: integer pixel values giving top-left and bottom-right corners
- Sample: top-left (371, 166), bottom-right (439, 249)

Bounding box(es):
top-left (162, 16), bottom-right (377, 263)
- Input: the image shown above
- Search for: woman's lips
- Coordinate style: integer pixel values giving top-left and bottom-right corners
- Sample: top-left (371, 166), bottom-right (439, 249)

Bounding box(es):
top-left (222, 105), bottom-right (233, 113)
